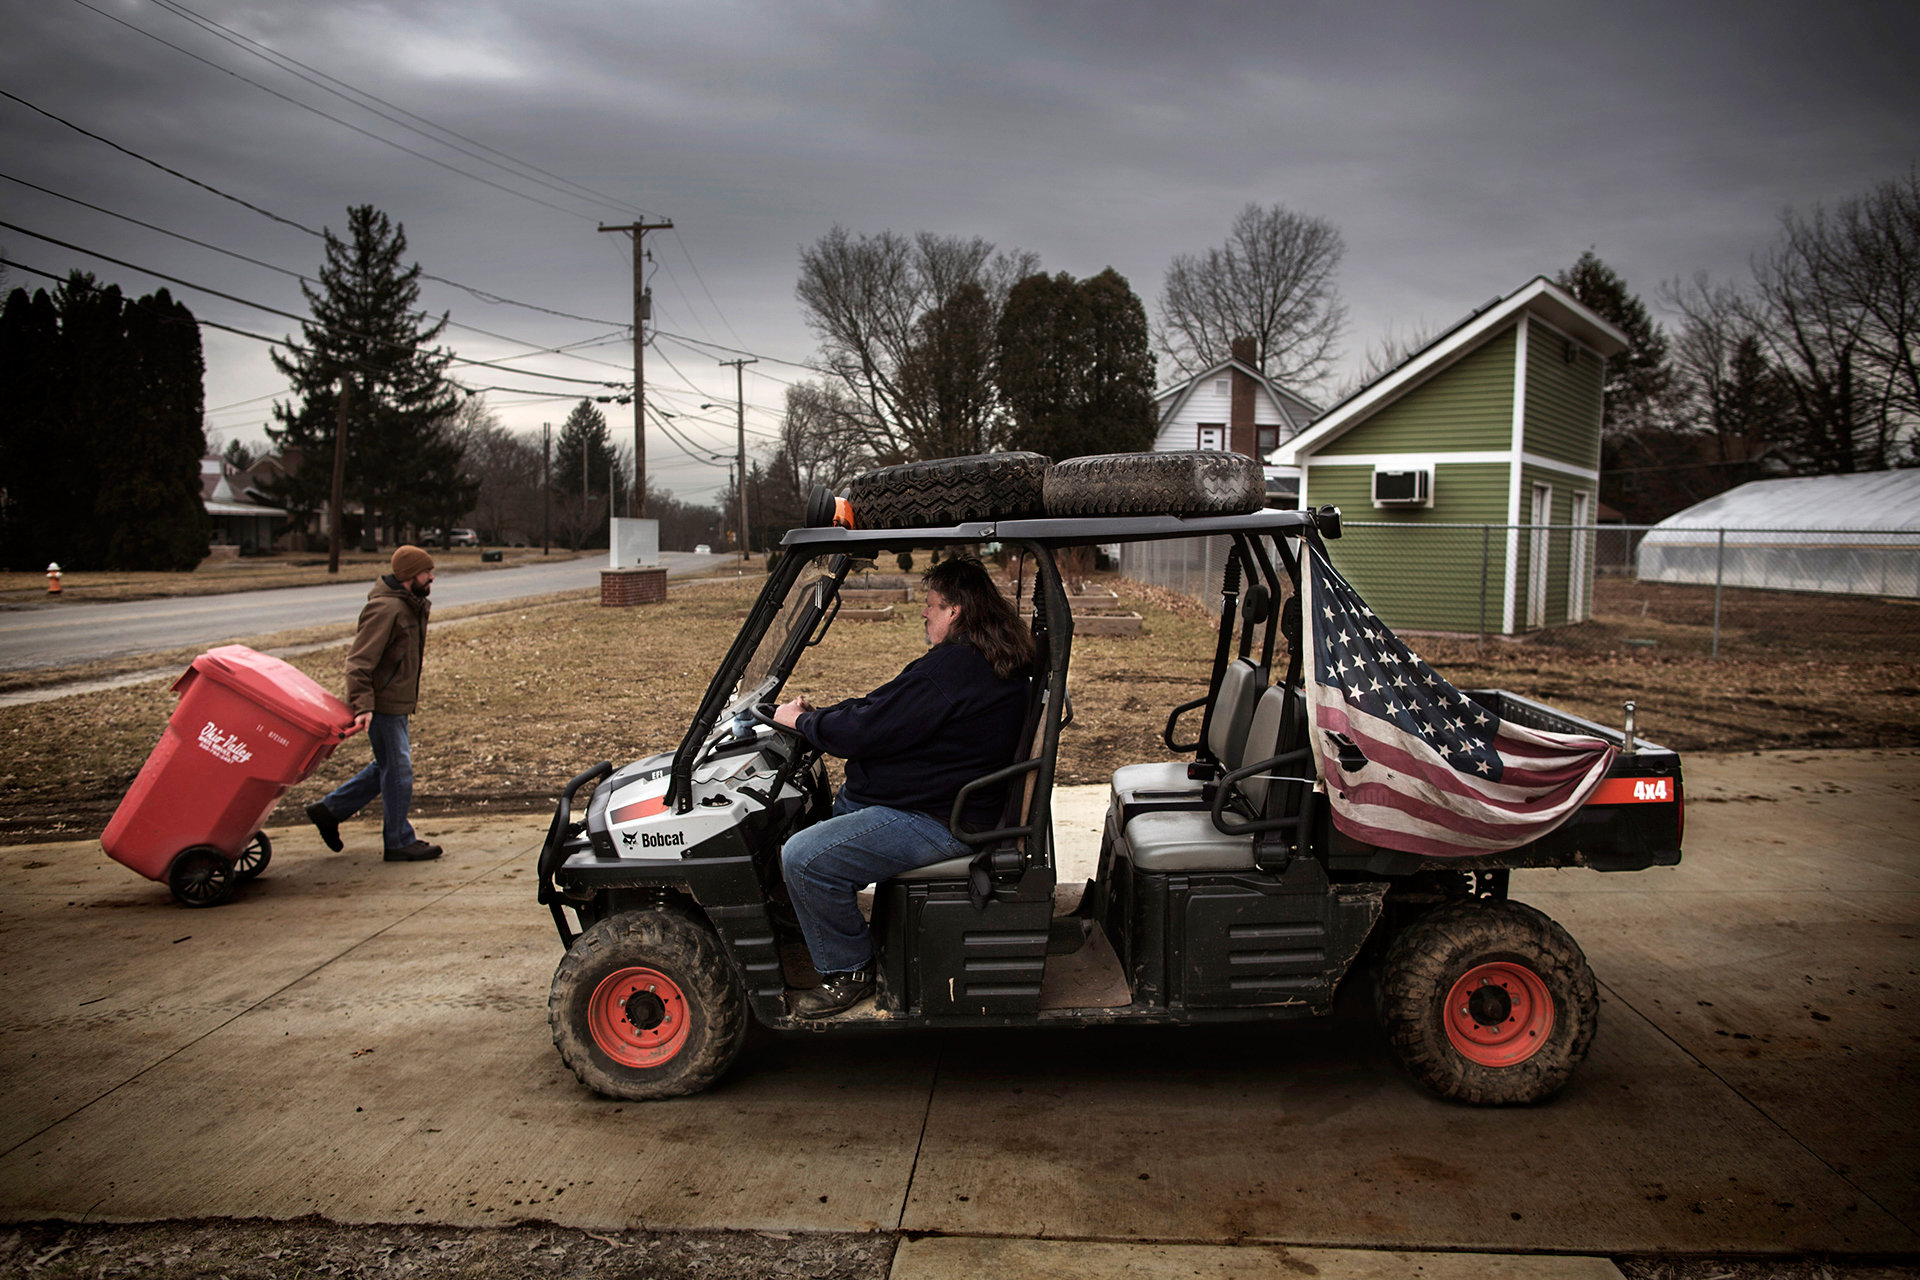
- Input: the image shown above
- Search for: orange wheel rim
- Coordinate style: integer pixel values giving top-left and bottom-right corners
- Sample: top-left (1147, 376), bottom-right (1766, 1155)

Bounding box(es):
top-left (1444, 961), bottom-right (1554, 1067)
top-left (587, 966), bottom-right (690, 1068)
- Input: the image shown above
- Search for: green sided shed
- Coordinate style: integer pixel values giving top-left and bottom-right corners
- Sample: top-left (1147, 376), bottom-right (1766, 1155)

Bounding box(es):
top-left (1275, 277), bottom-right (1627, 635)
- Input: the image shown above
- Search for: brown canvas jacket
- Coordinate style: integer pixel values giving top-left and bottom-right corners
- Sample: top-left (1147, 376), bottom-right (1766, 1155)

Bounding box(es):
top-left (343, 575), bottom-right (431, 715)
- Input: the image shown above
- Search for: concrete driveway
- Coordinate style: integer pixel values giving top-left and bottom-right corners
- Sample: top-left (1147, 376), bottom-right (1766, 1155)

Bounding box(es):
top-left (0, 750), bottom-right (1913, 1261)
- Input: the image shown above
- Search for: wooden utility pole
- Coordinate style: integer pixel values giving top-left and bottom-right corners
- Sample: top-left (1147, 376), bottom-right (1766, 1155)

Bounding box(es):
top-left (327, 378), bottom-right (350, 574)
top-left (597, 219), bottom-right (672, 518)
top-left (719, 357), bottom-right (755, 561)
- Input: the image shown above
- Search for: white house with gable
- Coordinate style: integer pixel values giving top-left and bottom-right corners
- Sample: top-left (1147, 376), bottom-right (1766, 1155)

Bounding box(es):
top-left (1152, 337), bottom-right (1319, 507)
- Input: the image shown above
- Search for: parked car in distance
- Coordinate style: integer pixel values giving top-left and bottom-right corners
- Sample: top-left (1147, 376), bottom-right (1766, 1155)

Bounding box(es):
top-left (693, 544), bottom-right (712, 554)
top-left (422, 528), bottom-right (480, 547)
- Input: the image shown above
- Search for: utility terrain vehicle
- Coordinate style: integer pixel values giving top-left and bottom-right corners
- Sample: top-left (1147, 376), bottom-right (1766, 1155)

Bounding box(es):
top-left (536, 452), bottom-right (1682, 1106)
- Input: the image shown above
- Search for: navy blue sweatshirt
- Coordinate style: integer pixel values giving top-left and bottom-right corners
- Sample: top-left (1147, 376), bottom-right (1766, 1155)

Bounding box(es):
top-left (795, 641), bottom-right (1030, 827)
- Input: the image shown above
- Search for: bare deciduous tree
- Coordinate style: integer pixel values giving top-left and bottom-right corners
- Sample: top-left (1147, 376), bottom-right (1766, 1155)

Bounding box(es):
top-left (1746, 170), bottom-right (1919, 472)
top-left (447, 396), bottom-right (543, 545)
top-left (1661, 274), bottom-right (1796, 480)
top-left (795, 226), bottom-right (1036, 465)
top-left (776, 381), bottom-right (872, 497)
top-left (1329, 322), bottom-right (1439, 401)
top-left (1154, 203), bottom-right (1347, 389)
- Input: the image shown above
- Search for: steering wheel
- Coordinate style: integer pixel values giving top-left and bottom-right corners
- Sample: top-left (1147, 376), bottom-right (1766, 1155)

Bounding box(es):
top-left (749, 701), bottom-right (811, 739)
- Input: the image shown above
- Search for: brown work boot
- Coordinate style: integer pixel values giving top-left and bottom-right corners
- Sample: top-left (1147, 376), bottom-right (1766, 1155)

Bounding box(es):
top-left (787, 968), bottom-right (874, 1019)
top-left (383, 840), bottom-right (442, 862)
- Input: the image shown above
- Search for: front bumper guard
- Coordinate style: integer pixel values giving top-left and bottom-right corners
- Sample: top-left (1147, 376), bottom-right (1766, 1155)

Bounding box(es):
top-left (537, 760), bottom-right (612, 947)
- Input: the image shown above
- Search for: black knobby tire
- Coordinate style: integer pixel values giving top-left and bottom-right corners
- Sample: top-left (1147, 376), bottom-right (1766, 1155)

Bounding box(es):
top-left (168, 846), bottom-right (236, 908)
top-left (549, 907), bottom-right (748, 1101)
top-left (233, 830), bottom-right (272, 881)
top-left (846, 452), bottom-right (1051, 529)
top-left (1374, 898), bottom-right (1597, 1105)
top-left (1043, 450), bottom-right (1266, 518)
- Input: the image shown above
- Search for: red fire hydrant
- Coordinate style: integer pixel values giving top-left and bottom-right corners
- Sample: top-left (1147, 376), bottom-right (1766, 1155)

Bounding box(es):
top-left (46, 562), bottom-right (62, 595)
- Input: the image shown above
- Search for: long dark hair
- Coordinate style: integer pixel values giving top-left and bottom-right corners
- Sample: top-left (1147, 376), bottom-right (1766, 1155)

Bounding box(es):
top-left (923, 555), bottom-right (1034, 680)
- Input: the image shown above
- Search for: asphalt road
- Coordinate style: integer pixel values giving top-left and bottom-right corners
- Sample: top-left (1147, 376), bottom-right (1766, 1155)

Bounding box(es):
top-left (0, 551), bottom-right (725, 674)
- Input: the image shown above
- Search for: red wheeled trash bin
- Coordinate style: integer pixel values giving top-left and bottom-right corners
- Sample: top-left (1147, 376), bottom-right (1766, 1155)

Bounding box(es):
top-left (102, 644), bottom-right (355, 907)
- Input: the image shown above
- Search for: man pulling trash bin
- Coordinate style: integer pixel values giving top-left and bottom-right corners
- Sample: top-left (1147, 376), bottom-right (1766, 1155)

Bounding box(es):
top-left (306, 545), bottom-right (443, 862)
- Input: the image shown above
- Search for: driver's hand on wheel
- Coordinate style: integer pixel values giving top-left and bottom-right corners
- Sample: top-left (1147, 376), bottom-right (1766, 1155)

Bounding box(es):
top-left (774, 696), bottom-right (813, 729)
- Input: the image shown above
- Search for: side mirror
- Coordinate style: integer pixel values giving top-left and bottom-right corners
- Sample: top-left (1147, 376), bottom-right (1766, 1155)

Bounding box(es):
top-left (1315, 505), bottom-right (1342, 540)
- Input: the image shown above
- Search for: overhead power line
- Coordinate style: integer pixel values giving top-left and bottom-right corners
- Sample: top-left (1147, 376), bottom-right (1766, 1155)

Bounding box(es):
top-left (69, 0), bottom-right (608, 224)
top-left (0, 223), bottom-right (626, 388)
top-left (3, 254), bottom-right (600, 406)
top-left (2, 169), bottom-right (628, 372)
top-left (1, 86), bottom-right (320, 235)
top-left (0, 89), bottom-right (627, 329)
top-left (653, 328), bottom-right (818, 375)
top-left (147, 0), bottom-right (664, 222)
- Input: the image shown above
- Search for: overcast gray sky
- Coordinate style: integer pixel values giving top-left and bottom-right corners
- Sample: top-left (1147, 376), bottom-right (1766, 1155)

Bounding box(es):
top-left (3, 0), bottom-right (1915, 506)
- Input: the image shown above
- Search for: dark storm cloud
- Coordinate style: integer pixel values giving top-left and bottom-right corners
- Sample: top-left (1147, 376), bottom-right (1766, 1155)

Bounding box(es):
top-left (3, 0), bottom-right (1915, 501)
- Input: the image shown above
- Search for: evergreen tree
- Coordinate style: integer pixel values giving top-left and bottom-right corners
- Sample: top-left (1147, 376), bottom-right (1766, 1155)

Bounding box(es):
top-left (102, 287), bottom-right (209, 569)
top-left (265, 205), bottom-right (466, 545)
top-left (551, 399), bottom-right (627, 549)
top-left (998, 268), bottom-right (1157, 460)
top-left (1556, 249), bottom-right (1677, 438)
top-left (0, 286), bottom-right (65, 570)
top-left (0, 275), bottom-right (207, 570)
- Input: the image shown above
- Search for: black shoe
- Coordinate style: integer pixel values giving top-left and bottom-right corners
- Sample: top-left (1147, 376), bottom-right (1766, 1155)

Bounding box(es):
top-left (383, 840), bottom-right (442, 862)
top-left (306, 802), bottom-right (342, 852)
top-left (788, 968), bottom-right (874, 1020)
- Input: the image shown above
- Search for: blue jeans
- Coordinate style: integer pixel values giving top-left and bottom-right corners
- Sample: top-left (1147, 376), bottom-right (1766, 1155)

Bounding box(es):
top-left (318, 712), bottom-right (415, 851)
top-left (780, 791), bottom-right (970, 974)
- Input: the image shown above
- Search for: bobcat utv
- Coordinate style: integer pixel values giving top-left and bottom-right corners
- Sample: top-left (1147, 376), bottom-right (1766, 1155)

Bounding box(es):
top-left (535, 452), bottom-right (1682, 1106)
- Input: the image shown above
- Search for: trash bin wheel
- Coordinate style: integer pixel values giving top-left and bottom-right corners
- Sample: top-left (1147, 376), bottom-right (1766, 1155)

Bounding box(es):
top-left (168, 846), bottom-right (237, 908)
top-left (233, 830), bottom-right (272, 882)
top-left (549, 906), bottom-right (747, 1101)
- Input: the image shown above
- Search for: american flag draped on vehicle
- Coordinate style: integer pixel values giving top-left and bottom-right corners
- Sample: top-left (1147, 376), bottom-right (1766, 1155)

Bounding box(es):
top-left (1299, 532), bottom-right (1615, 858)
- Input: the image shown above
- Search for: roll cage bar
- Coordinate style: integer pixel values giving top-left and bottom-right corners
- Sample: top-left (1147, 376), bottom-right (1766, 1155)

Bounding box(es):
top-left (662, 506), bottom-right (1339, 816)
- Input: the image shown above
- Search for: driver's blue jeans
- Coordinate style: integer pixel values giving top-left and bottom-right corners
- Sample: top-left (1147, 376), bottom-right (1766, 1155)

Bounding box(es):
top-left (780, 790), bottom-right (970, 975)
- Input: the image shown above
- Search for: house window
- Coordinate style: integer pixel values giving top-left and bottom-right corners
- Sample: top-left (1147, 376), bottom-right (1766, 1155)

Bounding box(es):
top-left (1213, 379), bottom-right (1229, 397)
top-left (1197, 424), bottom-right (1225, 450)
top-left (1257, 424), bottom-right (1279, 452)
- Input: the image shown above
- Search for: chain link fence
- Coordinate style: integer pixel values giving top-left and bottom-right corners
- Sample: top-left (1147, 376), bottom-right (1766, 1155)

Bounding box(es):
top-left (1120, 524), bottom-right (1920, 662)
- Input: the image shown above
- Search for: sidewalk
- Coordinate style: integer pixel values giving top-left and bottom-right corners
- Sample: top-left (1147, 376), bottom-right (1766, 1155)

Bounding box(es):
top-left (1, 751), bottom-right (1915, 1276)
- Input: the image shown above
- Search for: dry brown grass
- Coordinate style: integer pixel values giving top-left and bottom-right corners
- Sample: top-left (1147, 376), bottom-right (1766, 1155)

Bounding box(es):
top-left (3, 571), bottom-right (1916, 845)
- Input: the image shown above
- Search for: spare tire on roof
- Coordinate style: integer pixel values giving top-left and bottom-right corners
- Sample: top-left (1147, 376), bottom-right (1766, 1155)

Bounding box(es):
top-left (846, 452), bottom-right (1052, 529)
top-left (1044, 450), bottom-right (1266, 518)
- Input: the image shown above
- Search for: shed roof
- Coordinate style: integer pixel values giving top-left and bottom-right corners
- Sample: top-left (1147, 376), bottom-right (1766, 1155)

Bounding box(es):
top-left (1273, 276), bottom-right (1628, 467)
top-left (1645, 470), bottom-right (1920, 537)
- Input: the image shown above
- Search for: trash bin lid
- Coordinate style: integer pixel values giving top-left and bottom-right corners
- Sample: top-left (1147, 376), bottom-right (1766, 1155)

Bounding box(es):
top-left (187, 645), bottom-right (354, 739)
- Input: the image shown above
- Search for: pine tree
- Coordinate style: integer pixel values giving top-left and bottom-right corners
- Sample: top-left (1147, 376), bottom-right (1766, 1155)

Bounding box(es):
top-left (551, 399), bottom-right (627, 549)
top-left (265, 205), bottom-right (466, 545)
top-left (1557, 250), bottom-right (1677, 438)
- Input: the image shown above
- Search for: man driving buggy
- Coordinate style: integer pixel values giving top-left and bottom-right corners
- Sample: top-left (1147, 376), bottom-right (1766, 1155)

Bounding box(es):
top-left (772, 555), bottom-right (1033, 1019)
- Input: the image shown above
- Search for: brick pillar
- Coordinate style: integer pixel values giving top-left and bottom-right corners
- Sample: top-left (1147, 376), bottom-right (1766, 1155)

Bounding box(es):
top-left (601, 566), bottom-right (667, 606)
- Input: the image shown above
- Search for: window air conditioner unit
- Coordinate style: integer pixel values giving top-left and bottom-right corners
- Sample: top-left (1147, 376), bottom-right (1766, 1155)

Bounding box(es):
top-left (1372, 467), bottom-right (1430, 507)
